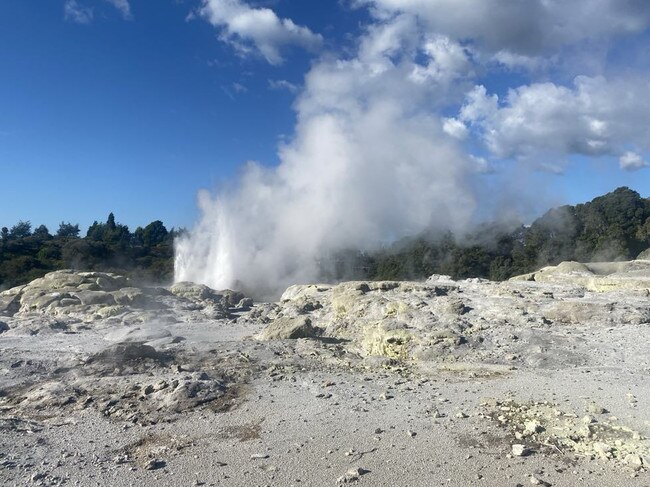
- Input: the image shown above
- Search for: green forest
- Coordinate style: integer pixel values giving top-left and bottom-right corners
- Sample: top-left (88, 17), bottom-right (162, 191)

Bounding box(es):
top-left (0, 213), bottom-right (178, 290)
top-left (2, 187), bottom-right (650, 290)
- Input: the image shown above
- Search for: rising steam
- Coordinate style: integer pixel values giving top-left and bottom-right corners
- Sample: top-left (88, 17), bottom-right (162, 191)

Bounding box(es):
top-left (175, 16), bottom-right (484, 298)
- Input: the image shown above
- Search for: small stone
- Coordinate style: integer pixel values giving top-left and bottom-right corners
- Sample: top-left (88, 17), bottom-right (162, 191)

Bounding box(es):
top-left (144, 459), bottom-right (165, 470)
top-left (530, 475), bottom-right (551, 486)
top-left (581, 415), bottom-right (595, 424)
top-left (250, 454), bottom-right (269, 460)
top-left (512, 444), bottom-right (530, 457)
top-left (592, 442), bottom-right (612, 456)
top-left (524, 420), bottom-right (543, 434)
top-left (586, 402), bottom-right (607, 414)
top-left (337, 467), bottom-right (367, 484)
top-left (624, 454), bottom-right (643, 470)
top-left (407, 430), bottom-right (416, 437)
top-left (455, 412), bottom-right (468, 419)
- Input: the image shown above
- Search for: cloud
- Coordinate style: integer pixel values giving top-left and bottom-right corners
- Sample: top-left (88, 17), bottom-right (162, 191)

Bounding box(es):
top-left (105, 0), bottom-right (132, 20)
top-left (268, 79), bottom-right (299, 93)
top-left (198, 0), bottom-right (323, 65)
top-left (357, 0), bottom-right (650, 69)
top-left (64, 0), bottom-right (93, 24)
top-left (459, 76), bottom-right (650, 169)
top-left (232, 82), bottom-right (247, 93)
top-left (442, 117), bottom-right (468, 140)
top-left (619, 151), bottom-right (650, 171)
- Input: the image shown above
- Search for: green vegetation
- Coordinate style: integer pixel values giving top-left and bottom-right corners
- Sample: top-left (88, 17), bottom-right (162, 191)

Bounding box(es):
top-left (2, 187), bottom-right (649, 290)
top-left (332, 187), bottom-right (650, 282)
top-left (0, 214), bottom-right (181, 289)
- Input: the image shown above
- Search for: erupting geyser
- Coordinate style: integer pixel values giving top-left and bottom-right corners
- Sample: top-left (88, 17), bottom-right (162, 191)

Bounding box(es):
top-left (174, 16), bottom-right (484, 297)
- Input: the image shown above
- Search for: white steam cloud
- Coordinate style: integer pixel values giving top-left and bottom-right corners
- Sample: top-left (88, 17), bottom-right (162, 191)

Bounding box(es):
top-left (175, 16), bottom-right (480, 297)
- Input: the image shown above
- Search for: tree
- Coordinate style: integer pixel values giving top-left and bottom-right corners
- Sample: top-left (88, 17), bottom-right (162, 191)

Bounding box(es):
top-left (33, 225), bottom-right (51, 238)
top-left (1, 227), bottom-right (8, 241)
top-left (142, 220), bottom-right (168, 247)
top-left (9, 221), bottom-right (32, 238)
top-left (86, 220), bottom-right (104, 240)
top-left (57, 222), bottom-right (80, 238)
top-left (107, 212), bottom-right (116, 230)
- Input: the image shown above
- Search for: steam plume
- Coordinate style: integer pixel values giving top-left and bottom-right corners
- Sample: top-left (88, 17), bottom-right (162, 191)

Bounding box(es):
top-left (175, 17), bottom-right (483, 298)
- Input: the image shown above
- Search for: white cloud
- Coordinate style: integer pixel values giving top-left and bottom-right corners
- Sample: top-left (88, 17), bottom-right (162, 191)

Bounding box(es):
top-left (442, 117), bottom-right (467, 140)
top-left (459, 76), bottom-right (650, 169)
top-left (409, 35), bottom-right (472, 85)
top-left (105, 0), bottom-right (132, 20)
top-left (268, 79), bottom-right (299, 93)
top-left (358, 0), bottom-right (650, 70)
top-left (619, 151), bottom-right (650, 171)
top-left (64, 0), bottom-right (93, 24)
top-left (199, 0), bottom-right (322, 65)
top-left (491, 50), bottom-right (548, 71)
top-left (232, 82), bottom-right (247, 93)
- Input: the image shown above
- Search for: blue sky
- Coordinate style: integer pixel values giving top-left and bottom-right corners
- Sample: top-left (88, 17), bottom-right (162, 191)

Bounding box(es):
top-left (1, 0), bottom-right (649, 235)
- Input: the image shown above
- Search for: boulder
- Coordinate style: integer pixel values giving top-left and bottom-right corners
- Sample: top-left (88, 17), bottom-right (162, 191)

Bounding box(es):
top-left (170, 282), bottom-right (216, 302)
top-left (258, 316), bottom-right (320, 340)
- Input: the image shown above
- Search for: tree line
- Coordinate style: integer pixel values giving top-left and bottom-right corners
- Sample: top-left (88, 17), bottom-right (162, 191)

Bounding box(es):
top-left (2, 187), bottom-right (649, 290)
top-left (0, 213), bottom-right (181, 289)
top-left (326, 186), bottom-right (650, 282)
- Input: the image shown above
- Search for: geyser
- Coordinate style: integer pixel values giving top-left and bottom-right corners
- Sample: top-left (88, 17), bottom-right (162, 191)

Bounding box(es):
top-left (175, 16), bottom-right (483, 298)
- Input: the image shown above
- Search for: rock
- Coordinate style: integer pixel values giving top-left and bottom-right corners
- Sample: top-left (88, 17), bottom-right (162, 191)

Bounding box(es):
top-left (524, 420), bottom-right (543, 434)
top-left (529, 475), bottom-right (551, 486)
top-left (71, 290), bottom-right (116, 306)
top-left (112, 287), bottom-right (148, 306)
top-left (624, 454), bottom-right (644, 470)
top-left (586, 402), bottom-right (607, 414)
top-left (0, 321), bottom-right (8, 333)
top-left (0, 286), bottom-right (24, 315)
top-left (237, 297), bottom-right (254, 309)
top-left (592, 442), bottom-right (612, 457)
top-left (258, 316), bottom-right (320, 340)
top-left (512, 444), bottom-right (530, 457)
top-left (170, 282), bottom-right (216, 302)
top-left (637, 248), bottom-right (650, 260)
top-left (143, 458), bottom-right (166, 470)
top-left (337, 467), bottom-right (367, 483)
top-left (250, 454), bottom-right (269, 460)
top-left (31, 472), bottom-right (47, 482)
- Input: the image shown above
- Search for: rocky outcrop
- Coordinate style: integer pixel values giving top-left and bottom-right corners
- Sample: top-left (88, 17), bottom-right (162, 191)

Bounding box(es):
top-left (510, 260), bottom-right (650, 292)
top-left (0, 270), bottom-right (250, 331)
top-left (256, 265), bottom-right (650, 369)
top-left (637, 248), bottom-right (650, 260)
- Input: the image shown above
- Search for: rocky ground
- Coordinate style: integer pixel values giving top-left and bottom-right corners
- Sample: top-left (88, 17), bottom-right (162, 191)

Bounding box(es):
top-left (0, 262), bottom-right (649, 486)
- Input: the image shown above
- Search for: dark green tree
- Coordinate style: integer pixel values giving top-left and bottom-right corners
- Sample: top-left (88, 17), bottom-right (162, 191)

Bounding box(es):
top-left (9, 221), bottom-right (32, 238)
top-left (33, 225), bottom-right (51, 238)
top-left (142, 220), bottom-right (168, 247)
top-left (57, 222), bottom-right (80, 238)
